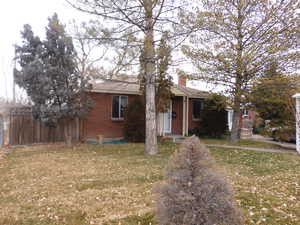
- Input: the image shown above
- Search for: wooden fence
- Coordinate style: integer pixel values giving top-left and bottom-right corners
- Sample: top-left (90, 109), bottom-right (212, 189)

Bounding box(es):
top-left (9, 108), bottom-right (84, 145)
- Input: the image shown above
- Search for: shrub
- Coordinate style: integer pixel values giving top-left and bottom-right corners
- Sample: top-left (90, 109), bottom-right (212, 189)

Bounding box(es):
top-left (252, 116), bottom-right (265, 134)
top-left (154, 136), bottom-right (243, 225)
top-left (194, 94), bottom-right (228, 138)
top-left (271, 126), bottom-right (296, 143)
top-left (123, 97), bottom-right (145, 142)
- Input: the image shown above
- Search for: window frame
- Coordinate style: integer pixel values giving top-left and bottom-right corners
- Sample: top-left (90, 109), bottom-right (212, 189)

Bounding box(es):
top-left (111, 95), bottom-right (128, 120)
top-left (192, 99), bottom-right (203, 121)
top-left (242, 109), bottom-right (249, 118)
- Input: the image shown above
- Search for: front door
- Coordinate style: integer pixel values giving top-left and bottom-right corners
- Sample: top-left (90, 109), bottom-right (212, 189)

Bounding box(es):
top-left (163, 102), bottom-right (172, 134)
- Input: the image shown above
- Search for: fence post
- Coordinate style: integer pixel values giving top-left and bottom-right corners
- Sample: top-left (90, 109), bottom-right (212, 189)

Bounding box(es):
top-left (36, 120), bottom-right (41, 143)
top-left (75, 118), bottom-right (79, 141)
top-left (292, 93), bottom-right (300, 154)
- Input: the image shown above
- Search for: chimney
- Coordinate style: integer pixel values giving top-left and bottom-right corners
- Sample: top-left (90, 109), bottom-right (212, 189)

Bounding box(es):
top-left (178, 75), bottom-right (187, 87)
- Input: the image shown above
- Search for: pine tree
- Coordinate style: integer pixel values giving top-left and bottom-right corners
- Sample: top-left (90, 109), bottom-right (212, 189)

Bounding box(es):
top-left (14, 13), bottom-right (92, 144)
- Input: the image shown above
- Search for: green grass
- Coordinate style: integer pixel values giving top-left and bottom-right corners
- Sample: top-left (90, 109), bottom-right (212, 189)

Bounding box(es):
top-left (0, 142), bottom-right (299, 225)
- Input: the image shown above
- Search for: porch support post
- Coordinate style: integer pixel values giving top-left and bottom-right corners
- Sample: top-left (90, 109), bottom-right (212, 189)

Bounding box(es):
top-left (182, 96), bottom-right (186, 136)
top-left (186, 97), bottom-right (189, 135)
top-left (156, 113), bottom-right (162, 136)
top-left (226, 108), bottom-right (234, 131)
top-left (292, 93), bottom-right (300, 154)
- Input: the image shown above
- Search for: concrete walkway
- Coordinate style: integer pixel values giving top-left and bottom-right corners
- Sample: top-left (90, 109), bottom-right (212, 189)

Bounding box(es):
top-left (206, 144), bottom-right (298, 154)
top-left (248, 134), bottom-right (296, 150)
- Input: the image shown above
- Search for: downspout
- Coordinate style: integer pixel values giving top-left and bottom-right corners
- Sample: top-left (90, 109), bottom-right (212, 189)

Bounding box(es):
top-left (186, 97), bottom-right (189, 136)
top-left (182, 96), bottom-right (186, 136)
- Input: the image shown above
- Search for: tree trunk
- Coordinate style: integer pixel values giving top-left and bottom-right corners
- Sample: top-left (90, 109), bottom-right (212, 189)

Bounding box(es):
top-left (230, 6), bottom-right (243, 143)
top-left (144, 0), bottom-right (158, 155)
top-left (230, 107), bottom-right (241, 142)
top-left (145, 82), bottom-right (158, 154)
top-left (230, 111), bottom-right (240, 142)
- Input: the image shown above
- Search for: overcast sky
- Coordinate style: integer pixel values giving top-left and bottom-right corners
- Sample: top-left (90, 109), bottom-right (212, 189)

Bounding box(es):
top-left (0, 0), bottom-right (85, 99)
top-left (0, 0), bottom-right (214, 100)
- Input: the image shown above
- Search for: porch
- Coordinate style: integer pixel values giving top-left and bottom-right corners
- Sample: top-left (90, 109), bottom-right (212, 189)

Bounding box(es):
top-left (156, 95), bottom-right (204, 138)
top-left (165, 134), bottom-right (186, 143)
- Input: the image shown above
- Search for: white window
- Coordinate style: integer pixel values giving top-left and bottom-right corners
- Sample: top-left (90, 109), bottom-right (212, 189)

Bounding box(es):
top-left (112, 96), bottom-right (128, 119)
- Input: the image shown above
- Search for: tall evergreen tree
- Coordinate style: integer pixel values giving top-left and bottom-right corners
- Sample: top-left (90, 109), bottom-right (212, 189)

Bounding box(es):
top-left (14, 13), bottom-right (92, 144)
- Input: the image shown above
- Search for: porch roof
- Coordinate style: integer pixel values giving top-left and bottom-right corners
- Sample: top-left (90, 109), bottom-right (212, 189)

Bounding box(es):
top-left (91, 79), bottom-right (209, 99)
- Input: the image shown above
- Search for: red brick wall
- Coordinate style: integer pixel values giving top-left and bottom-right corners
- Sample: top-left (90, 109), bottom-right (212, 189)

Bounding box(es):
top-left (171, 97), bottom-right (203, 135)
top-left (239, 110), bottom-right (256, 128)
top-left (84, 93), bottom-right (205, 138)
top-left (171, 96), bottom-right (183, 135)
top-left (188, 98), bottom-right (201, 131)
top-left (84, 92), bottom-right (137, 139)
top-left (248, 110), bottom-right (256, 121)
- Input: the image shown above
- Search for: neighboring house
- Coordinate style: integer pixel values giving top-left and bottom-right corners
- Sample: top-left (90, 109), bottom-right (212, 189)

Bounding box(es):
top-left (227, 107), bottom-right (256, 139)
top-left (240, 109), bottom-right (256, 139)
top-left (84, 76), bottom-right (209, 140)
top-left (0, 103), bottom-right (22, 147)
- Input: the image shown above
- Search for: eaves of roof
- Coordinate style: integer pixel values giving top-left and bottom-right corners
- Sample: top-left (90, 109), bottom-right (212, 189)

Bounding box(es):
top-left (91, 79), bottom-right (209, 99)
top-left (90, 89), bottom-right (141, 95)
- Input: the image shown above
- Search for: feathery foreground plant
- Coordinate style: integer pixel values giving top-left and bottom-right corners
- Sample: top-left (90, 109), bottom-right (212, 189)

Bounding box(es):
top-left (154, 136), bottom-right (243, 225)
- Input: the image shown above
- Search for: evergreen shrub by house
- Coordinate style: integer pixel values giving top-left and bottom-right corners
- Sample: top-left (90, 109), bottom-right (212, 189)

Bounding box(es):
top-left (154, 136), bottom-right (243, 225)
top-left (123, 97), bottom-right (145, 142)
top-left (192, 94), bottom-right (228, 138)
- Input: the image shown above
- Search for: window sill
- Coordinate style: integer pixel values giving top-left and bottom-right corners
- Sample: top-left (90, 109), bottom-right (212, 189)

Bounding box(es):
top-left (111, 118), bottom-right (125, 121)
top-left (192, 118), bottom-right (201, 121)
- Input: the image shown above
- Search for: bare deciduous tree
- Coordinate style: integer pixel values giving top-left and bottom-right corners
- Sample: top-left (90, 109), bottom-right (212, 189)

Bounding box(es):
top-left (180, 0), bottom-right (300, 141)
top-left (67, 0), bottom-right (187, 154)
top-left (70, 20), bottom-right (141, 79)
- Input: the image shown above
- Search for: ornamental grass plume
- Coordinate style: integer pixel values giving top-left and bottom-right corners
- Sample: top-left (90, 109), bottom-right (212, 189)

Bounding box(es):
top-left (154, 136), bottom-right (243, 225)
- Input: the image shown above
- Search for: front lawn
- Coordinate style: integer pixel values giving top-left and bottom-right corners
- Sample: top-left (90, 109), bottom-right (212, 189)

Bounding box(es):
top-left (0, 142), bottom-right (299, 225)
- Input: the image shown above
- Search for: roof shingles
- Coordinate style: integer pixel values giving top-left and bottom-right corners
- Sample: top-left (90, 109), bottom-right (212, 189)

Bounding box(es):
top-left (91, 79), bottom-right (208, 98)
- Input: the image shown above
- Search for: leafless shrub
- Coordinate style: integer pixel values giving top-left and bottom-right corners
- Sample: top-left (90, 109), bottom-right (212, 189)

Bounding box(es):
top-left (154, 136), bottom-right (243, 225)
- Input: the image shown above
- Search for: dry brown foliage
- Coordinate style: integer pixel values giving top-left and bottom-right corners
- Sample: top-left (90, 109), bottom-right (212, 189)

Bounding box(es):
top-left (154, 136), bottom-right (243, 225)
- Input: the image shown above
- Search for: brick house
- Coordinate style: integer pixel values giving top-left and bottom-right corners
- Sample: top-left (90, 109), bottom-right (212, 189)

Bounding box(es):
top-left (227, 107), bottom-right (256, 139)
top-left (84, 77), bottom-right (209, 140)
